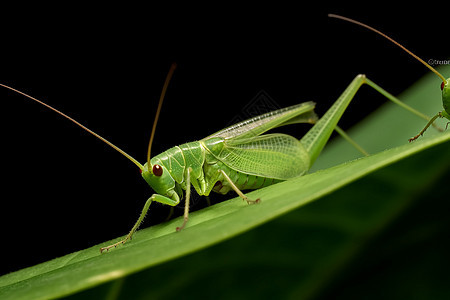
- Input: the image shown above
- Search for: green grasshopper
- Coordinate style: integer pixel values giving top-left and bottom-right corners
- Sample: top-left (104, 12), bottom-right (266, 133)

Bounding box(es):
top-left (2, 16), bottom-right (444, 253)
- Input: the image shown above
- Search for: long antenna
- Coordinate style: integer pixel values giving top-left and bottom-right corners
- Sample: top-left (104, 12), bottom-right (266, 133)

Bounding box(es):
top-left (146, 63), bottom-right (177, 169)
top-left (328, 14), bottom-right (447, 84)
top-left (1, 83), bottom-right (144, 170)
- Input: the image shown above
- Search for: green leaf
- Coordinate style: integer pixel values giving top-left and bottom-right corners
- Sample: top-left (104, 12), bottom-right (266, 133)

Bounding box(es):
top-left (1, 66), bottom-right (449, 299)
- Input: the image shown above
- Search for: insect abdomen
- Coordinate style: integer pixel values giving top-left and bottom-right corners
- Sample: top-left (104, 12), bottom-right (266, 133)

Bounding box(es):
top-left (213, 164), bottom-right (281, 194)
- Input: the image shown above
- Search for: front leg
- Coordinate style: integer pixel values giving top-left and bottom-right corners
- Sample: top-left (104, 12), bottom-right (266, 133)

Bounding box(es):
top-left (100, 192), bottom-right (180, 252)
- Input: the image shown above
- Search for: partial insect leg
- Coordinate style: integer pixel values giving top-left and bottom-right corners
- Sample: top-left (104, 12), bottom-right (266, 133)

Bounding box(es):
top-left (408, 112), bottom-right (443, 142)
top-left (165, 207), bottom-right (175, 222)
top-left (100, 197), bottom-right (153, 253)
top-left (100, 192), bottom-right (180, 252)
top-left (176, 167), bottom-right (192, 231)
top-left (335, 125), bottom-right (369, 156)
top-left (364, 78), bottom-right (444, 138)
top-left (219, 169), bottom-right (260, 204)
top-left (302, 74), bottom-right (442, 166)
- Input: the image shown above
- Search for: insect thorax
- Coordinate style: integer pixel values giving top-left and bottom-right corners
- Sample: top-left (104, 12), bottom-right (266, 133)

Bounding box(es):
top-left (151, 141), bottom-right (205, 185)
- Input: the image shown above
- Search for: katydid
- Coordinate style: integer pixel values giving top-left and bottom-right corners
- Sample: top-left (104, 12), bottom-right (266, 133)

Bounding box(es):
top-left (328, 14), bottom-right (449, 141)
top-left (2, 17), bottom-right (441, 252)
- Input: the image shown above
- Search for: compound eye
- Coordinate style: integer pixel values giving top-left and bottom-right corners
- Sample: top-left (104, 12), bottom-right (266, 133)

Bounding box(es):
top-left (441, 81), bottom-right (445, 91)
top-left (152, 164), bottom-right (163, 176)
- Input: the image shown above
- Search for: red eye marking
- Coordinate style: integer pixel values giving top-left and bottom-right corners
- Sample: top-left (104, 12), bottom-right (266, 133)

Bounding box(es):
top-left (441, 82), bottom-right (445, 91)
top-left (153, 164), bottom-right (163, 176)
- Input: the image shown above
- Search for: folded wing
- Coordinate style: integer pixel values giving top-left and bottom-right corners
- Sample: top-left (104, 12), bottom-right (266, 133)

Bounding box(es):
top-left (216, 133), bottom-right (310, 180)
top-left (206, 102), bottom-right (317, 141)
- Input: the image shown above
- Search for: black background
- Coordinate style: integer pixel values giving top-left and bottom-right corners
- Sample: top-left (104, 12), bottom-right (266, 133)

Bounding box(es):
top-left (0, 5), bottom-right (448, 275)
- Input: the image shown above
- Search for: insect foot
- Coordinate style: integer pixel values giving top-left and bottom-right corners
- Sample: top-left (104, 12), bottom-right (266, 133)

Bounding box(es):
top-left (100, 235), bottom-right (132, 253)
top-left (408, 135), bottom-right (421, 142)
top-left (246, 198), bottom-right (261, 204)
top-left (176, 217), bottom-right (189, 232)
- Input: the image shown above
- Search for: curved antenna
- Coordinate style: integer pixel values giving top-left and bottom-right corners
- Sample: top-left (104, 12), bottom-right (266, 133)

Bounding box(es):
top-left (328, 14), bottom-right (447, 84)
top-left (1, 83), bottom-right (144, 170)
top-left (146, 63), bottom-right (177, 169)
